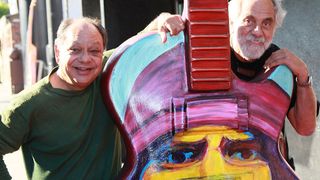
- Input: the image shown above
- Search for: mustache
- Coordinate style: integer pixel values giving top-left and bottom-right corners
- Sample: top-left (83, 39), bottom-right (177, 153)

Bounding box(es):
top-left (246, 34), bottom-right (265, 43)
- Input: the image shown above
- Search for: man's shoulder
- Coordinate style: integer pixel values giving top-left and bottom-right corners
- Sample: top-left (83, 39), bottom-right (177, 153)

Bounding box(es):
top-left (260, 43), bottom-right (281, 61)
top-left (103, 49), bottom-right (115, 66)
top-left (11, 78), bottom-right (49, 107)
top-left (269, 43), bottom-right (280, 52)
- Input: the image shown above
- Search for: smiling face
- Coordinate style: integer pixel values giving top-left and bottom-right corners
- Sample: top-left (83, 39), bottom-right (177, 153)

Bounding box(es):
top-left (142, 126), bottom-right (271, 179)
top-left (53, 21), bottom-right (104, 91)
top-left (230, 0), bottom-right (276, 61)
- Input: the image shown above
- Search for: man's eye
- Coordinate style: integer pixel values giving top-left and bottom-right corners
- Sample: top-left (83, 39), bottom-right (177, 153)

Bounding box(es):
top-left (263, 21), bottom-right (272, 29)
top-left (90, 49), bottom-right (102, 54)
top-left (69, 48), bottom-right (81, 53)
top-left (167, 151), bottom-right (194, 164)
top-left (243, 19), bottom-right (253, 26)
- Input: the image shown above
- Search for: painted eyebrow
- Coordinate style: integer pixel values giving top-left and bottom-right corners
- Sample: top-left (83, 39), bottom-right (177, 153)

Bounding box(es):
top-left (171, 138), bottom-right (207, 147)
top-left (219, 136), bottom-right (262, 155)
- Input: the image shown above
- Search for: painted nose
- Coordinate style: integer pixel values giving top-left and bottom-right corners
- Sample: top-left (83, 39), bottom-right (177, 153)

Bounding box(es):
top-left (200, 147), bottom-right (227, 175)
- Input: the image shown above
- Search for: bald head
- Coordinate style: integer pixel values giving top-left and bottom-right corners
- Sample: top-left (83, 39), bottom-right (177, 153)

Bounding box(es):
top-left (55, 18), bottom-right (107, 49)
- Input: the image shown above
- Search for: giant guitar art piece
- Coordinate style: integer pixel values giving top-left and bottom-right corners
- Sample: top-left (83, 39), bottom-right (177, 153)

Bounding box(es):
top-left (101, 0), bottom-right (298, 179)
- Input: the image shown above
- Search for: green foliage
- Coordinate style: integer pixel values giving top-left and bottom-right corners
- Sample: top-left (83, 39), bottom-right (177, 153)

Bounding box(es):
top-left (0, 2), bottom-right (9, 18)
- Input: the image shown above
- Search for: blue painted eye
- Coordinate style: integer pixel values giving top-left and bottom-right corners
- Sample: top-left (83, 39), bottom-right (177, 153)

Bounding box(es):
top-left (230, 150), bottom-right (257, 161)
top-left (154, 139), bottom-right (206, 168)
top-left (168, 151), bottom-right (194, 164)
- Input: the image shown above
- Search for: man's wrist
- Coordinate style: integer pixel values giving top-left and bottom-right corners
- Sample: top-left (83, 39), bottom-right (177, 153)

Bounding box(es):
top-left (296, 75), bottom-right (312, 87)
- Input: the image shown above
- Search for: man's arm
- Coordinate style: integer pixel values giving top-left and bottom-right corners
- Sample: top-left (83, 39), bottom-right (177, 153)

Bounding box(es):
top-left (0, 156), bottom-right (11, 180)
top-left (0, 107), bottom-right (29, 179)
top-left (265, 48), bottom-right (317, 135)
top-left (287, 84), bottom-right (317, 136)
top-left (0, 116), bottom-right (12, 180)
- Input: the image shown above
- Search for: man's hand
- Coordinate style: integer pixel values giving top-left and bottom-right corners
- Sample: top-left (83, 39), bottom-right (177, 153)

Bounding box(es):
top-left (264, 48), bottom-right (309, 82)
top-left (142, 13), bottom-right (185, 43)
top-left (265, 48), bottom-right (316, 135)
top-left (157, 13), bottom-right (185, 43)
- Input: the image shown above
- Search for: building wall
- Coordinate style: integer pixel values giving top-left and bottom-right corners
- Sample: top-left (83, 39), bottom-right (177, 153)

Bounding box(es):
top-left (0, 14), bottom-right (23, 93)
top-left (104, 0), bottom-right (175, 49)
top-left (82, 0), bottom-right (100, 19)
top-left (29, 0), bottom-right (63, 77)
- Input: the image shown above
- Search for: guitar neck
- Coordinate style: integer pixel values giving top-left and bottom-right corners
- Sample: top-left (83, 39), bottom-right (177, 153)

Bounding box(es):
top-left (184, 0), bottom-right (231, 91)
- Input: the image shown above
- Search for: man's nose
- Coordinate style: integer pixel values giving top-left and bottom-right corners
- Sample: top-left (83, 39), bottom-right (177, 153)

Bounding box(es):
top-left (251, 25), bottom-right (263, 37)
top-left (79, 51), bottom-right (90, 62)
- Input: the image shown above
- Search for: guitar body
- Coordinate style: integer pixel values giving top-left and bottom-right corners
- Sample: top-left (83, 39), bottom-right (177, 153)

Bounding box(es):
top-left (101, 32), bottom-right (297, 179)
top-left (101, 0), bottom-right (298, 179)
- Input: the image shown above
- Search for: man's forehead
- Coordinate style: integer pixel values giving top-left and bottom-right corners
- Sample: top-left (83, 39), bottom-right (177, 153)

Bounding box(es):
top-left (240, 0), bottom-right (275, 18)
top-left (62, 22), bottom-right (102, 44)
top-left (66, 22), bottom-right (95, 34)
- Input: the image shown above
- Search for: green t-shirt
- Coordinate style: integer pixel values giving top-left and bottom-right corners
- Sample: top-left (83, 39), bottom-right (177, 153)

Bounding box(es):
top-left (0, 67), bottom-right (122, 179)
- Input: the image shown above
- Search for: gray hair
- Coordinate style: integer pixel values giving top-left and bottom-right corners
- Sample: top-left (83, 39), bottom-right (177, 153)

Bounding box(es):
top-left (55, 17), bottom-right (107, 49)
top-left (229, 0), bottom-right (287, 28)
top-left (272, 0), bottom-right (287, 27)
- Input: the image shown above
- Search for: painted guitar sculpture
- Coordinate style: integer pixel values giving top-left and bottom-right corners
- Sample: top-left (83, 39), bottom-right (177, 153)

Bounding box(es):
top-left (101, 0), bottom-right (298, 179)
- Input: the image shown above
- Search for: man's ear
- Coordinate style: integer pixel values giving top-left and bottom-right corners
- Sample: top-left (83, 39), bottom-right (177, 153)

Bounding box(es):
top-left (54, 44), bottom-right (60, 64)
top-left (229, 19), bottom-right (234, 34)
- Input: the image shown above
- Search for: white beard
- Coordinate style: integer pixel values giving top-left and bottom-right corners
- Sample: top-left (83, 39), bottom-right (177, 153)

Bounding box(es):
top-left (234, 33), bottom-right (272, 60)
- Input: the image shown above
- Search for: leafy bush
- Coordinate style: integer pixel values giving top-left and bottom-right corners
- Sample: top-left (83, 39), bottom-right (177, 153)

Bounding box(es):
top-left (0, 2), bottom-right (9, 18)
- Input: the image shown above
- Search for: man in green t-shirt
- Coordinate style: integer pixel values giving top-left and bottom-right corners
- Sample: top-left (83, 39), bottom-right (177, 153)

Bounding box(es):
top-left (0, 14), bottom-right (184, 179)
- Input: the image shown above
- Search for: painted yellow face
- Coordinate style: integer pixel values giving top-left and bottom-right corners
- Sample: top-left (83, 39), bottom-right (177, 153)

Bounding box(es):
top-left (142, 126), bottom-right (271, 179)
